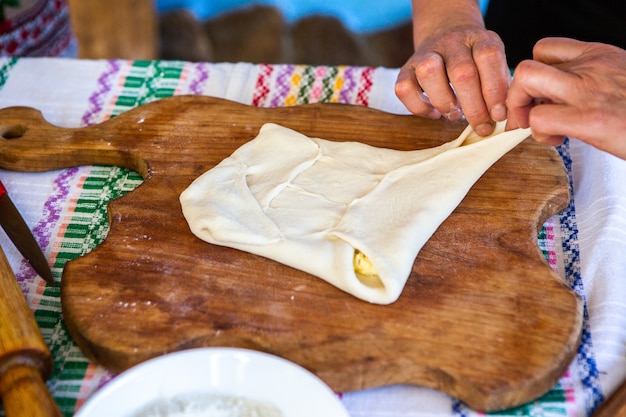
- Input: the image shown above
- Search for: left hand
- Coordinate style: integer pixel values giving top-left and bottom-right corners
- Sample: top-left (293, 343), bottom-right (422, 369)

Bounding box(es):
top-left (395, 26), bottom-right (510, 137)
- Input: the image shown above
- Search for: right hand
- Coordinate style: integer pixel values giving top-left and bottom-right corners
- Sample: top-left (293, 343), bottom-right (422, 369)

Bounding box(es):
top-left (506, 38), bottom-right (626, 159)
top-left (395, 26), bottom-right (510, 137)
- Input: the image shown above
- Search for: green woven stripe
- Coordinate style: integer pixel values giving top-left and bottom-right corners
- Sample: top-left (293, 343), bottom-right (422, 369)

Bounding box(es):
top-left (487, 382), bottom-right (568, 416)
top-left (295, 65), bottom-right (316, 104)
top-left (111, 61), bottom-right (185, 117)
top-left (537, 224), bottom-right (549, 262)
top-left (49, 166), bottom-right (142, 416)
top-left (55, 167), bottom-right (143, 259)
top-left (0, 57), bottom-right (17, 88)
top-left (320, 66), bottom-right (339, 102)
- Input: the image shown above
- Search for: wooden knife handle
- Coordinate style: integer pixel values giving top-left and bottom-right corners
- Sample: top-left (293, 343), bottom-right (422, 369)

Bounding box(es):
top-left (0, 245), bottom-right (61, 416)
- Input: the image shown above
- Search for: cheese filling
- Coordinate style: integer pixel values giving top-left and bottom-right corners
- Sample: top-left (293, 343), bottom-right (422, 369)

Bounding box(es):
top-left (353, 249), bottom-right (383, 289)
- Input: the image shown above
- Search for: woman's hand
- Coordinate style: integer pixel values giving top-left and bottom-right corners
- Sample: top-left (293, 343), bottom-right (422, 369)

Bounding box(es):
top-left (395, 26), bottom-right (510, 137)
top-left (507, 38), bottom-right (626, 159)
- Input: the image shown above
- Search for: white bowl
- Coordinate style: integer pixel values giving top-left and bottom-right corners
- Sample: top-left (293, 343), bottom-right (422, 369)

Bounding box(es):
top-left (75, 348), bottom-right (350, 417)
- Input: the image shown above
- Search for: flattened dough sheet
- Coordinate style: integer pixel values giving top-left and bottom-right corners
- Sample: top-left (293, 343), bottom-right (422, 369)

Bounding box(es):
top-left (180, 122), bottom-right (530, 304)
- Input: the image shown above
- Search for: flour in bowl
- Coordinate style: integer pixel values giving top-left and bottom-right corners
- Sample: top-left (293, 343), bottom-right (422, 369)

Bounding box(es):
top-left (132, 393), bottom-right (284, 417)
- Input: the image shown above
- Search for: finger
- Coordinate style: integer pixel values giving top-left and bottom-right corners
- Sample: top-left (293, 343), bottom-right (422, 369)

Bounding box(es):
top-left (526, 104), bottom-right (572, 146)
top-left (532, 133), bottom-right (567, 147)
top-left (507, 59), bottom-right (575, 124)
top-left (444, 49), bottom-right (493, 136)
top-left (505, 117), bottom-right (522, 131)
top-left (506, 61), bottom-right (547, 129)
top-left (414, 52), bottom-right (462, 120)
top-left (505, 77), bottom-right (533, 130)
top-left (472, 32), bottom-right (510, 122)
top-left (529, 103), bottom-right (625, 155)
top-left (532, 37), bottom-right (588, 65)
top-left (395, 65), bottom-right (441, 119)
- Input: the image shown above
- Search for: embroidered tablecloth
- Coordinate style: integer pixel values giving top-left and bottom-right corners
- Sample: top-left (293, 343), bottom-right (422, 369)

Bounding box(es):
top-left (0, 57), bottom-right (624, 417)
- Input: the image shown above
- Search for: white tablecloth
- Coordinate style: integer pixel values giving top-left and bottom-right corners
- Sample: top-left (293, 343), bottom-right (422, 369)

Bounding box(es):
top-left (0, 57), bottom-right (624, 417)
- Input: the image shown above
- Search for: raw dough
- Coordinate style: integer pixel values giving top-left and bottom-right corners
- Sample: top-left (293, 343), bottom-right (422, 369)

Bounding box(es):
top-left (180, 122), bottom-right (530, 304)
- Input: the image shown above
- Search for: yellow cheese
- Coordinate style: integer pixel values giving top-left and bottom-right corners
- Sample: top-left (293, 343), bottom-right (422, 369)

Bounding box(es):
top-left (353, 250), bottom-right (383, 288)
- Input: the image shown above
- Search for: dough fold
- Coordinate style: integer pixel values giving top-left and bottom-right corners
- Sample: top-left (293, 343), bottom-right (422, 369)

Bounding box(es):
top-left (180, 122), bottom-right (530, 304)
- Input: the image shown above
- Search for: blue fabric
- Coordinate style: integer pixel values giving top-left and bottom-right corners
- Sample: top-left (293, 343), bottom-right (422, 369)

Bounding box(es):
top-left (156, 0), bottom-right (490, 33)
top-left (156, 0), bottom-right (409, 32)
top-left (479, 0), bottom-right (489, 14)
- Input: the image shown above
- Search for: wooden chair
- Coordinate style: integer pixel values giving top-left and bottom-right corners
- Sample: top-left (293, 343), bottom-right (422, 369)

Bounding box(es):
top-left (67, 0), bottom-right (157, 59)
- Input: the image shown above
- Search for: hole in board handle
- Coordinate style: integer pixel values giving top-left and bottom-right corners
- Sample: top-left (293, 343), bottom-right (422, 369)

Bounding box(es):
top-left (1, 125), bottom-right (26, 139)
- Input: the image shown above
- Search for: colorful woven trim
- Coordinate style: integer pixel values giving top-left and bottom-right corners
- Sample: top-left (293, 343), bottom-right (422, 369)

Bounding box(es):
top-left (251, 63), bottom-right (375, 108)
top-left (0, 0), bottom-right (75, 57)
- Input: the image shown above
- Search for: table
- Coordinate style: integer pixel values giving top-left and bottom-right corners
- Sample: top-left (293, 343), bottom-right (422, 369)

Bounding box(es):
top-left (0, 57), bottom-right (624, 417)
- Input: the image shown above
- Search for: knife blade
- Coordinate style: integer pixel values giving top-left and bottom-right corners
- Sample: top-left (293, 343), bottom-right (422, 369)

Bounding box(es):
top-left (0, 181), bottom-right (54, 285)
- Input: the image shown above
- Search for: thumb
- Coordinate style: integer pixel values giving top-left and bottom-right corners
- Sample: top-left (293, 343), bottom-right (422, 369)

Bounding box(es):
top-left (532, 37), bottom-right (588, 64)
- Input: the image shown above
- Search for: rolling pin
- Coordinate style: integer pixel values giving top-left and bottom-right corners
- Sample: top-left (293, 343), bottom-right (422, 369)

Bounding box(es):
top-left (0, 245), bottom-right (61, 417)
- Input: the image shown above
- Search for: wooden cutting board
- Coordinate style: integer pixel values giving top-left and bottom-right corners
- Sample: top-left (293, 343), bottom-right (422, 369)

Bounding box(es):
top-left (0, 96), bottom-right (581, 412)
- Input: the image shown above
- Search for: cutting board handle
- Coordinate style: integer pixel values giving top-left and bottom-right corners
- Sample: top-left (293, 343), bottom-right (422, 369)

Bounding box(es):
top-left (0, 106), bottom-right (147, 176)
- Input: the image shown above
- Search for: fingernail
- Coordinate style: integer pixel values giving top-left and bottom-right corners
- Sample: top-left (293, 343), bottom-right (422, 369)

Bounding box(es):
top-left (443, 104), bottom-right (464, 121)
top-left (491, 103), bottom-right (507, 121)
top-left (476, 122), bottom-right (495, 137)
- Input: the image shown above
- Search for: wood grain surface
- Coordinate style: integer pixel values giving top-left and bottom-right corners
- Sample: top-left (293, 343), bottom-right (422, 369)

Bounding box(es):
top-left (0, 96), bottom-right (581, 412)
top-left (0, 246), bottom-right (62, 417)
